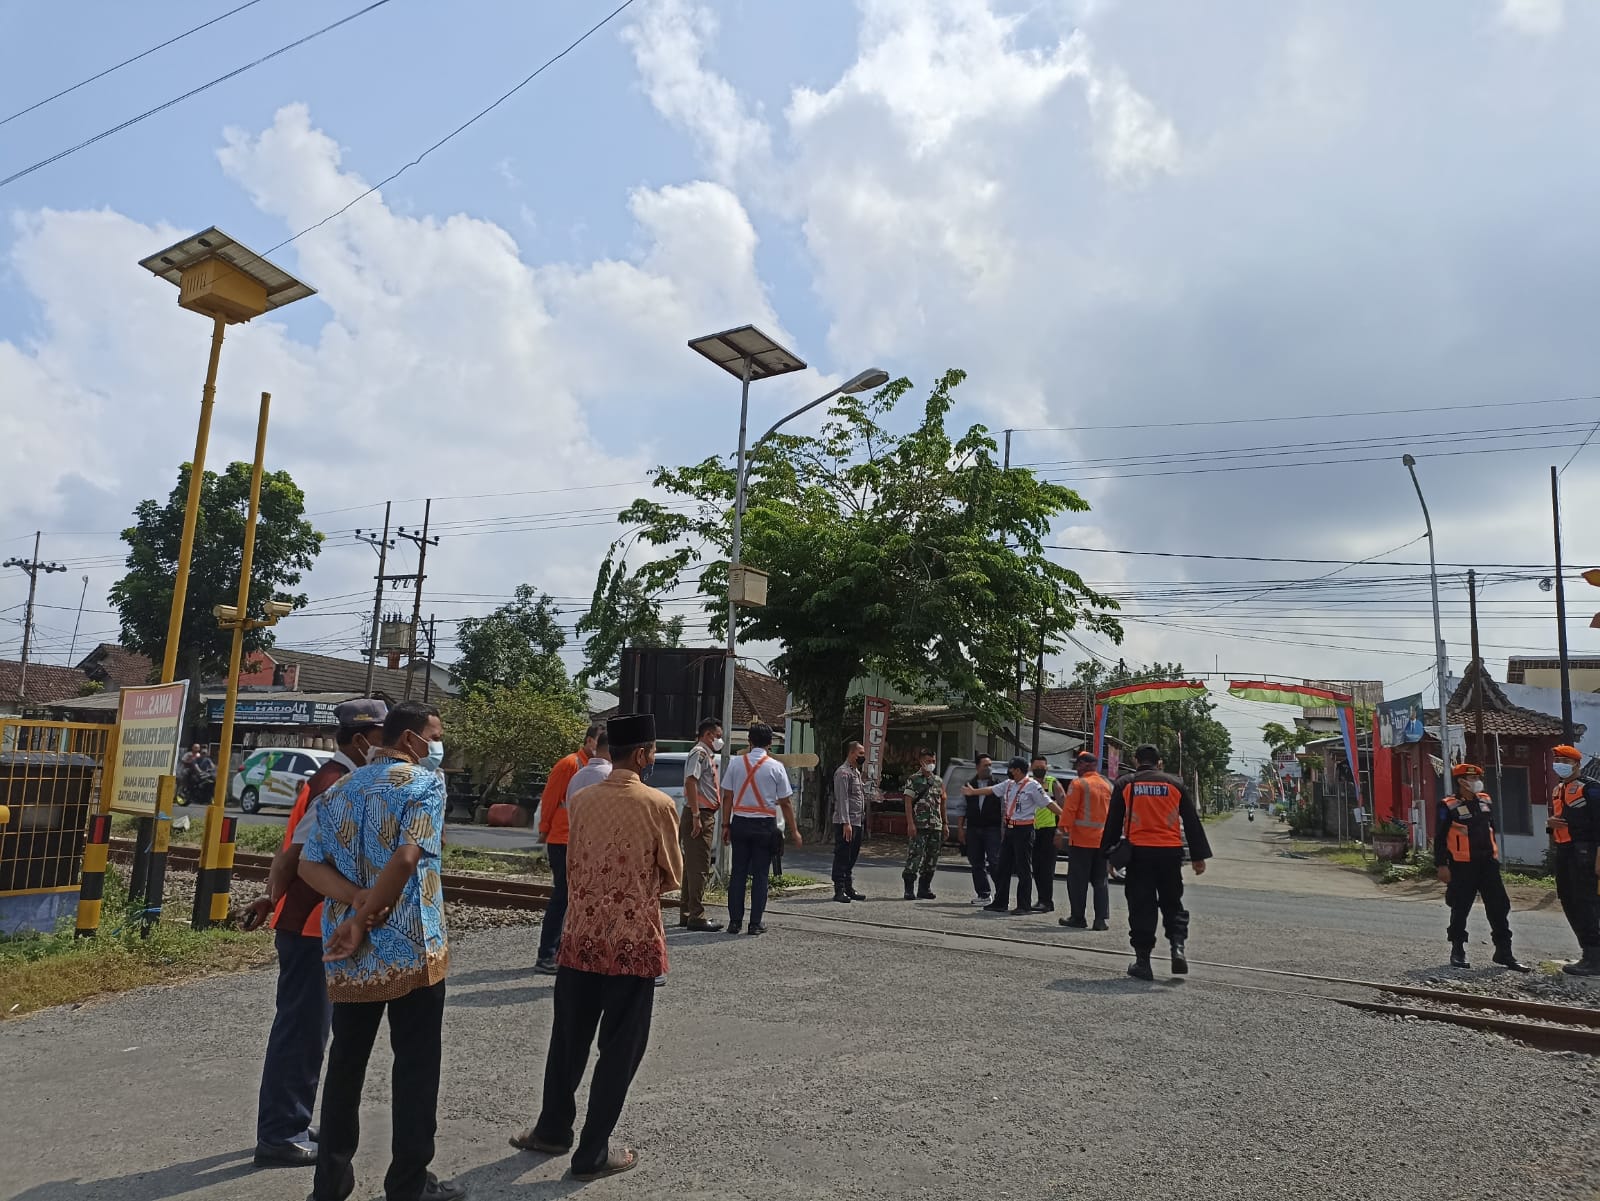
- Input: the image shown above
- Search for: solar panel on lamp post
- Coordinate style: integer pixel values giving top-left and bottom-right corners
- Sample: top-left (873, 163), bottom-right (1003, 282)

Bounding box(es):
top-left (687, 325), bottom-right (887, 875)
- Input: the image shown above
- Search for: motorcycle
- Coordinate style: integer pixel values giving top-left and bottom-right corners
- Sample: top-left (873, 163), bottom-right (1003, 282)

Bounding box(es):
top-left (178, 763), bottom-right (215, 807)
top-left (1248, 810), bottom-right (1255, 822)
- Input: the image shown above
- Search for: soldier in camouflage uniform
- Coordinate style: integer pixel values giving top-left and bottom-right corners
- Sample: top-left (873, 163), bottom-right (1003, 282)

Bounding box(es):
top-left (902, 748), bottom-right (946, 900)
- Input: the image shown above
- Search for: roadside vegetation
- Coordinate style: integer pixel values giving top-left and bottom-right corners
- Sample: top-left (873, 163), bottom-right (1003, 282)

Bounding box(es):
top-left (1291, 840), bottom-right (1557, 892)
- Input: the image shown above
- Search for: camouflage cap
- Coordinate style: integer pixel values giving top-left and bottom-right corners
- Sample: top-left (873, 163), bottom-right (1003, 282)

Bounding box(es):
top-left (334, 698), bottom-right (388, 728)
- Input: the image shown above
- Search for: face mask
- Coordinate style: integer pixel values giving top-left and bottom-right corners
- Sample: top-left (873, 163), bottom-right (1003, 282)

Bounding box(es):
top-left (1032, 767), bottom-right (1046, 781)
top-left (713, 737), bottom-right (725, 753)
top-left (1462, 777), bottom-right (1482, 794)
top-left (976, 769), bottom-right (991, 781)
top-left (922, 762), bottom-right (935, 775)
top-left (639, 759), bottom-right (655, 783)
top-left (1554, 762), bottom-right (1575, 779)
top-left (420, 740), bottom-right (444, 771)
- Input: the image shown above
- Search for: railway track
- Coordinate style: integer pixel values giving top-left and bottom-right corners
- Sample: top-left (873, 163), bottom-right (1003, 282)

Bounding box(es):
top-left (760, 902), bottom-right (1600, 1056)
top-left (107, 838), bottom-right (564, 912)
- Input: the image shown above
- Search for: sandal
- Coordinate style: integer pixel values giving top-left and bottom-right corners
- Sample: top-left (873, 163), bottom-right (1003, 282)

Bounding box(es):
top-left (572, 1148), bottom-right (638, 1181)
top-left (509, 1129), bottom-right (570, 1155)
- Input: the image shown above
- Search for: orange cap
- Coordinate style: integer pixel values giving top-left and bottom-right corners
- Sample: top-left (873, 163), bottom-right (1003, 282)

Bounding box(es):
top-left (1452, 763), bottom-right (1483, 778)
top-left (1553, 744), bottom-right (1582, 761)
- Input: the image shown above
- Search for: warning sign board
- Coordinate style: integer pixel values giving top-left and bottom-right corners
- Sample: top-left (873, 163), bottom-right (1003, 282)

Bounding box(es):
top-left (107, 681), bottom-right (189, 816)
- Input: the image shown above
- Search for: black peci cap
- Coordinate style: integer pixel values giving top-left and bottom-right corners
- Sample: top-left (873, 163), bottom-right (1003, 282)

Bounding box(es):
top-left (607, 712), bottom-right (656, 748)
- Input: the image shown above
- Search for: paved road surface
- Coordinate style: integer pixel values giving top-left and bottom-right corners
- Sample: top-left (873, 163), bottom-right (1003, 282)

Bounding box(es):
top-left (8, 811), bottom-right (1596, 1200)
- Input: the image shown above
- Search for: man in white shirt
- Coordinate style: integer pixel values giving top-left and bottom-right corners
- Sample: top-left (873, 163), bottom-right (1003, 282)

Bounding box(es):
top-left (566, 729), bottom-right (613, 803)
top-left (964, 756), bottom-right (1060, 915)
top-left (719, 723), bottom-right (802, 936)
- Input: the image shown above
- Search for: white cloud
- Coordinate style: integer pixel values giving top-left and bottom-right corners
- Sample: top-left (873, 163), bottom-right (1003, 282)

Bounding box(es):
top-left (623, 0), bottom-right (772, 183)
top-left (0, 104), bottom-right (783, 662)
top-left (1497, 0), bottom-right (1564, 35)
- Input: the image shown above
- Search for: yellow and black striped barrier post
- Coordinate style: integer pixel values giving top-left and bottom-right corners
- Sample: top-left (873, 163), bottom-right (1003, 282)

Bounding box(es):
top-left (201, 815), bottom-right (238, 927)
top-left (140, 776), bottom-right (176, 936)
top-left (75, 812), bottom-right (112, 937)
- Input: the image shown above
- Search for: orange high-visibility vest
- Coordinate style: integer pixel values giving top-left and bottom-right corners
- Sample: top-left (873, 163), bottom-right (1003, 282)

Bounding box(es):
top-left (1127, 778), bottom-right (1183, 848)
top-left (1065, 772), bottom-right (1112, 849)
top-left (1552, 779), bottom-right (1584, 845)
top-left (1445, 794), bottom-right (1498, 861)
top-left (731, 753), bottom-right (776, 817)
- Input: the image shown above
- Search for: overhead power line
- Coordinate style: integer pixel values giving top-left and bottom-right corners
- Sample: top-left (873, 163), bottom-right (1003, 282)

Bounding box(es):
top-left (0, 0), bottom-right (270, 129)
top-left (0, 0), bottom-right (399, 190)
top-left (1046, 545), bottom-right (1565, 569)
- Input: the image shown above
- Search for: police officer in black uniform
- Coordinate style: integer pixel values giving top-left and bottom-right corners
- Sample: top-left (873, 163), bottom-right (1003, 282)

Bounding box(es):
top-left (1435, 763), bottom-right (1529, 972)
top-left (1101, 744), bottom-right (1212, 980)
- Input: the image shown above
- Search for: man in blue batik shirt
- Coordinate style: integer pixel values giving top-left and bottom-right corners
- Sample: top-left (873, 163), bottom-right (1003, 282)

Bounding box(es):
top-left (298, 700), bottom-right (464, 1201)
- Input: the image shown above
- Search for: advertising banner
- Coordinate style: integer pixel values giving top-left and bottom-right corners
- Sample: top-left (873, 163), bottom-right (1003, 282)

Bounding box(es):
top-left (862, 696), bottom-right (891, 795)
top-left (107, 681), bottom-right (189, 817)
top-left (1376, 694), bottom-right (1424, 748)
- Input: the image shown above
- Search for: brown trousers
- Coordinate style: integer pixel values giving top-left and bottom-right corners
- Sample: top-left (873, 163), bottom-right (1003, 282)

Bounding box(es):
top-left (678, 805), bottom-right (717, 922)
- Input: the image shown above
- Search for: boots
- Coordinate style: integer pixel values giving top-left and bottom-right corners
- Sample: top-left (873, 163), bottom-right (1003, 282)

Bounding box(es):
top-left (902, 875), bottom-right (916, 900)
top-left (1127, 954), bottom-right (1154, 981)
top-left (1562, 947), bottom-right (1600, 977)
top-left (847, 883), bottom-right (867, 901)
top-left (1450, 940), bottom-right (1471, 970)
top-left (1491, 940), bottom-right (1531, 973)
top-left (1170, 940), bottom-right (1189, 975)
top-left (916, 874), bottom-right (937, 900)
top-left (832, 886), bottom-right (852, 904)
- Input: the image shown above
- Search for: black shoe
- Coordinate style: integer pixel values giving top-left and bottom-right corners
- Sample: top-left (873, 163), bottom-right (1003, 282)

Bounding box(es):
top-left (1033, 903), bottom-right (1052, 913)
top-left (1009, 906), bottom-right (1031, 915)
top-left (1492, 946), bottom-right (1531, 973)
top-left (1059, 916), bottom-right (1088, 929)
top-left (747, 924), bottom-right (767, 936)
top-left (419, 1174), bottom-right (468, 1201)
top-left (254, 1141), bottom-right (316, 1168)
top-left (685, 918), bottom-right (724, 932)
top-left (832, 889), bottom-right (853, 904)
top-left (726, 923), bottom-right (743, 935)
top-left (982, 902), bottom-right (1008, 912)
top-left (1170, 941), bottom-right (1189, 975)
top-left (847, 888), bottom-right (867, 901)
top-left (902, 878), bottom-right (917, 900)
top-left (1562, 950), bottom-right (1600, 976)
top-left (1450, 942), bottom-right (1470, 970)
top-left (1092, 919), bottom-right (1110, 931)
top-left (916, 876), bottom-right (937, 900)
top-left (1128, 956), bottom-right (1154, 981)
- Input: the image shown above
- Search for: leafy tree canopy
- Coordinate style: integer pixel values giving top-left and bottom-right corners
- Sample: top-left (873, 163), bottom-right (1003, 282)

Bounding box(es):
top-left (576, 545), bottom-right (685, 691)
top-left (452, 584), bottom-right (575, 699)
top-left (110, 461), bottom-right (322, 685)
top-left (593, 369), bottom-right (1123, 799)
top-left (442, 683), bottom-right (587, 805)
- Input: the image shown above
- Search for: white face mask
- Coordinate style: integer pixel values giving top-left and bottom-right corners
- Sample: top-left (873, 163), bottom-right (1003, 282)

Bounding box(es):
top-left (1554, 762), bottom-right (1575, 779)
top-left (1462, 777), bottom-right (1483, 794)
top-left (712, 736), bottom-right (725, 753)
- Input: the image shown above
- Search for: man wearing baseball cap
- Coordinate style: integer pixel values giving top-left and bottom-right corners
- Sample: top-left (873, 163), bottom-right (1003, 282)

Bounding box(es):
top-left (247, 698), bottom-right (386, 1169)
top-left (1548, 744), bottom-right (1600, 976)
top-left (1435, 761), bottom-right (1528, 972)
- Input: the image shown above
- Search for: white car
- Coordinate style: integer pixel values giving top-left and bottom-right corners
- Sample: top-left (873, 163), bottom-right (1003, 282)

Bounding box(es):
top-left (230, 746), bottom-right (333, 814)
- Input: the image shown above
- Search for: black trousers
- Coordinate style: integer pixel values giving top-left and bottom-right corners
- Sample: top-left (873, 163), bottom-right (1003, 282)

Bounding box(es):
top-left (994, 826), bottom-right (1035, 909)
top-left (538, 843), bottom-right (568, 961)
top-left (257, 930), bottom-right (332, 1147)
top-left (1124, 847), bottom-right (1188, 954)
top-left (1066, 844), bottom-right (1110, 923)
top-left (728, 816), bottom-right (776, 928)
top-left (966, 826), bottom-right (1001, 898)
top-left (1445, 858), bottom-right (1513, 946)
top-left (314, 980), bottom-right (446, 1201)
top-left (832, 822), bottom-right (864, 888)
top-left (1555, 842), bottom-right (1600, 949)
top-left (1032, 828), bottom-right (1058, 909)
top-left (533, 968), bottom-right (655, 1174)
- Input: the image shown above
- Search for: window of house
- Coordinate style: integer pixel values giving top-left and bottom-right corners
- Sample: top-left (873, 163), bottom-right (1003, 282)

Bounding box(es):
top-left (1496, 765), bottom-right (1532, 836)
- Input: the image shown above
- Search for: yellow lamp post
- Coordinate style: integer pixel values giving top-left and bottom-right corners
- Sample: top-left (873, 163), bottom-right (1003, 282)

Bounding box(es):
top-left (192, 392), bottom-right (293, 929)
top-left (136, 228), bottom-right (315, 686)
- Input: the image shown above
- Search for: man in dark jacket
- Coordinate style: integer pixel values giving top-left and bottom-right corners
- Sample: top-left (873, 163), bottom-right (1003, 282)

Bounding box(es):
top-left (957, 755), bottom-right (1002, 906)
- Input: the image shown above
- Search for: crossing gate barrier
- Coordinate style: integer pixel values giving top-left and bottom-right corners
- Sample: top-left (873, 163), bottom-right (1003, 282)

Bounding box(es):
top-left (0, 720), bottom-right (112, 935)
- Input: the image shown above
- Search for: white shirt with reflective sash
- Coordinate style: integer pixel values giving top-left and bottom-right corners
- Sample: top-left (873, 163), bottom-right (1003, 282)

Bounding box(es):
top-left (724, 749), bottom-right (792, 818)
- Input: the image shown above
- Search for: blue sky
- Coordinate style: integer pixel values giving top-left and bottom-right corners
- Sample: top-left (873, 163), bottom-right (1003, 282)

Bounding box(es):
top-left (4, 0), bottom-right (1600, 767)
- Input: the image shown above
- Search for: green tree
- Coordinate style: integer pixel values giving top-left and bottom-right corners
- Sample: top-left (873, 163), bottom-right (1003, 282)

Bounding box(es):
top-left (452, 584), bottom-right (574, 698)
top-left (1071, 659), bottom-right (1234, 802)
top-left (594, 369), bottom-right (1122, 816)
top-left (110, 461), bottom-right (323, 690)
top-left (576, 544), bottom-right (686, 691)
top-left (442, 683), bottom-right (587, 805)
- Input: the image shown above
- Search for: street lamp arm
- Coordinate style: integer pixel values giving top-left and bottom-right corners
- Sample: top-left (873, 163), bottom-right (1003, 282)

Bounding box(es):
top-left (749, 386), bottom-right (845, 458)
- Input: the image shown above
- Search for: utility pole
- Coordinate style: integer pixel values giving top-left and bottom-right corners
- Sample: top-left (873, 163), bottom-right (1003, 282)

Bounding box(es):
top-left (1551, 466), bottom-right (1575, 741)
top-left (66, 574), bottom-right (89, 667)
top-left (356, 505), bottom-right (394, 698)
top-left (4, 532), bottom-right (66, 700)
top-left (396, 500), bottom-right (437, 700)
top-left (1468, 569), bottom-right (1501, 833)
top-left (421, 615), bottom-right (438, 702)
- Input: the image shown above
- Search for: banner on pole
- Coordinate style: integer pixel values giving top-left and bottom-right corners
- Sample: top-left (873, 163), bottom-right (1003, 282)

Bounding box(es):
top-left (862, 696), bottom-right (891, 795)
